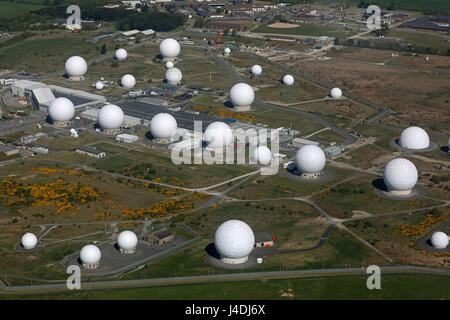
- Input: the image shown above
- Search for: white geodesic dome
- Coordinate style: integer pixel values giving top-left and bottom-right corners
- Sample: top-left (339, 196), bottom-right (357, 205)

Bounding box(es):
top-left (98, 104), bottom-right (124, 130)
top-left (214, 220), bottom-right (255, 260)
top-left (80, 244), bottom-right (101, 264)
top-left (48, 97), bottom-right (75, 122)
top-left (251, 65), bottom-right (262, 76)
top-left (383, 158), bottom-right (418, 191)
top-left (203, 121), bottom-right (233, 149)
top-left (159, 38), bottom-right (181, 58)
top-left (430, 232), bottom-right (449, 249)
top-left (282, 74), bottom-right (294, 85)
top-left (229, 83), bottom-right (254, 107)
top-left (121, 74), bottom-right (136, 89)
top-left (115, 48), bottom-right (127, 60)
top-left (166, 61), bottom-right (174, 69)
top-left (117, 231), bottom-right (138, 250)
top-left (165, 67), bottom-right (182, 84)
top-left (252, 146), bottom-right (272, 165)
top-left (399, 126), bottom-right (430, 150)
top-left (150, 113), bottom-right (178, 139)
top-left (65, 56), bottom-right (87, 77)
top-left (330, 87), bottom-right (342, 99)
top-left (295, 144), bottom-right (326, 174)
top-left (21, 233), bottom-right (37, 250)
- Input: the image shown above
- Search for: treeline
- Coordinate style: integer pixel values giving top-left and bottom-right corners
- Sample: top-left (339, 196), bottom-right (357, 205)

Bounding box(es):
top-left (334, 37), bottom-right (450, 56)
top-left (0, 4), bottom-right (185, 32)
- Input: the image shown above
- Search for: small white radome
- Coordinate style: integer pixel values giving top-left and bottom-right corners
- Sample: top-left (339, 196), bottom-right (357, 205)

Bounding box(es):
top-left (204, 121), bottom-right (233, 149)
top-left (65, 56), bottom-right (87, 77)
top-left (399, 126), bottom-right (430, 150)
top-left (330, 87), bottom-right (342, 99)
top-left (98, 104), bottom-right (124, 130)
top-left (115, 48), bottom-right (127, 60)
top-left (121, 74), bottom-right (136, 88)
top-left (159, 38), bottom-right (181, 58)
top-left (117, 231), bottom-right (138, 250)
top-left (21, 233), bottom-right (37, 250)
top-left (80, 244), bottom-right (101, 265)
top-left (282, 74), bottom-right (294, 85)
top-left (229, 83), bottom-right (254, 107)
top-left (430, 231), bottom-right (449, 249)
top-left (251, 65), bottom-right (262, 76)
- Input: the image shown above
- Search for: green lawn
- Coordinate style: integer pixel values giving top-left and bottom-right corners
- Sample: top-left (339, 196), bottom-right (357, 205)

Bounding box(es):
top-left (387, 30), bottom-right (450, 54)
top-left (316, 0), bottom-right (450, 11)
top-left (4, 273), bottom-right (449, 299)
top-left (253, 23), bottom-right (356, 41)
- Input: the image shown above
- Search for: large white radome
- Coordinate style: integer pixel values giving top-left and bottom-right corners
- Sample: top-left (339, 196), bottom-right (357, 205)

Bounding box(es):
top-left (98, 104), bottom-right (124, 130)
top-left (80, 244), bottom-right (101, 265)
top-left (117, 231), bottom-right (138, 250)
top-left (115, 48), bottom-right (127, 60)
top-left (121, 74), bottom-right (136, 89)
top-left (204, 121), bottom-right (233, 149)
top-left (21, 233), bottom-right (37, 250)
top-left (251, 65), bottom-right (262, 76)
top-left (159, 38), bottom-right (181, 58)
top-left (330, 87), bottom-right (342, 99)
top-left (399, 126), bottom-right (430, 150)
top-left (253, 146), bottom-right (272, 165)
top-left (165, 67), bottom-right (182, 84)
top-left (430, 232), bottom-right (449, 249)
top-left (282, 74), bottom-right (294, 85)
top-left (150, 113), bottom-right (178, 139)
top-left (229, 83), bottom-right (254, 107)
top-left (215, 220), bottom-right (255, 260)
top-left (48, 97), bottom-right (75, 122)
top-left (65, 56), bottom-right (87, 77)
top-left (383, 158), bottom-right (418, 191)
top-left (295, 145), bottom-right (326, 174)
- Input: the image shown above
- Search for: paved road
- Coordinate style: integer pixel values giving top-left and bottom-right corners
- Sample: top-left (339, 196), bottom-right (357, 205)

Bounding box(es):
top-left (1, 265), bottom-right (448, 294)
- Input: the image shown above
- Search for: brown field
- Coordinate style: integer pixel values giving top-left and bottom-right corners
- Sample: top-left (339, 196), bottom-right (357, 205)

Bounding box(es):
top-left (295, 59), bottom-right (450, 137)
top-left (267, 22), bottom-right (300, 29)
top-left (327, 47), bottom-right (394, 64)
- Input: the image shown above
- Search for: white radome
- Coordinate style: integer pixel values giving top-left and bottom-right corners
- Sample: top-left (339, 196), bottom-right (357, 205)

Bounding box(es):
top-left (295, 145), bottom-right (326, 174)
top-left (282, 74), bottom-right (294, 85)
top-left (330, 87), bottom-right (342, 99)
top-left (224, 47), bottom-right (231, 54)
top-left (159, 38), bottom-right (181, 58)
top-left (204, 121), bottom-right (233, 149)
top-left (95, 81), bottom-right (104, 90)
top-left (165, 67), bottom-right (182, 84)
top-left (65, 56), bottom-right (87, 77)
top-left (117, 231), bottom-right (138, 250)
top-left (166, 61), bottom-right (174, 69)
top-left (251, 65), bottom-right (262, 76)
top-left (115, 48), bottom-right (127, 60)
top-left (399, 126), bottom-right (430, 150)
top-left (48, 97), bottom-right (75, 122)
top-left (214, 220), bottom-right (255, 260)
top-left (430, 232), bottom-right (449, 249)
top-left (21, 233), bottom-right (37, 250)
top-left (253, 146), bottom-right (272, 165)
top-left (383, 158), bottom-right (418, 192)
top-left (121, 74), bottom-right (136, 89)
top-left (80, 244), bottom-right (101, 265)
top-left (150, 113), bottom-right (178, 139)
top-left (229, 83), bottom-right (254, 107)
top-left (98, 104), bottom-right (124, 130)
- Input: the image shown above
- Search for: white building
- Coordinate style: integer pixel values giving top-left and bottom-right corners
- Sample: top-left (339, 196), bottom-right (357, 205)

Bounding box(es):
top-left (116, 133), bottom-right (139, 143)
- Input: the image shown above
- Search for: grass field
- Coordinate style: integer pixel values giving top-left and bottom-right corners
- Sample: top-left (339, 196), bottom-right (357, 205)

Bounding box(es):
top-left (0, 1), bottom-right (46, 18)
top-left (2, 273), bottom-right (449, 299)
top-left (253, 23), bottom-right (356, 41)
top-left (387, 30), bottom-right (450, 54)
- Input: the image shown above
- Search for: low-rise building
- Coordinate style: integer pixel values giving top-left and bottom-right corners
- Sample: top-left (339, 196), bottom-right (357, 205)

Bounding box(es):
top-left (116, 133), bottom-right (139, 143)
top-left (75, 146), bottom-right (106, 158)
top-left (254, 233), bottom-right (274, 248)
top-left (145, 228), bottom-right (174, 245)
top-left (0, 144), bottom-right (19, 157)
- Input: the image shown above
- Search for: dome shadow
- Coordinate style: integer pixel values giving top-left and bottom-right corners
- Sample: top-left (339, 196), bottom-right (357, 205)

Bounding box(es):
top-left (145, 131), bottom-right (155, 140)
top-left (205, 242), bottom-right (220, 259)
top-left (372, 178), bottom-right (388, 192)
top-left (440, 146), bottom-right (449, 153)
top-left (223, 100), bottom-right (234, 109)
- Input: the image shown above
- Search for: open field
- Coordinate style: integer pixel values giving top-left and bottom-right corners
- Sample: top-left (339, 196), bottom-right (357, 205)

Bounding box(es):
top-left (295, 59), bottom-right (450, 137)
top-left (253, 23), bottom-right (356, 41)
top-left (316, 0), bottom-right (450, 11)
top-left (4, 273), bottom-right (450, 299)
top-left (313, 175), bottom-right (444, 219)
top-left (387, 30), bottom-right (450, 55)
top-left (0, 33), bottom-right (98, 73)
top-left (327, 47), bottom-right (394, 64)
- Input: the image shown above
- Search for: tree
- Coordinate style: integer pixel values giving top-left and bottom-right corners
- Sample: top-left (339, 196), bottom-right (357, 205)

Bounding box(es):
top-left (100, 43), bottom-right (107, 54)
